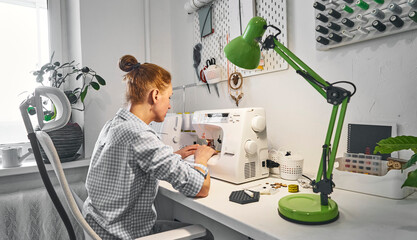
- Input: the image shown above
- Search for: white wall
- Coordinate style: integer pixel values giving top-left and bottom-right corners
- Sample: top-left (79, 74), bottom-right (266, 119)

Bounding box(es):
top-left (163, 0), bottom-right (417, 174)
top-left (75, 0), bottom-right (146, 157)
top-left (76, 0), bottom-right (417, 174)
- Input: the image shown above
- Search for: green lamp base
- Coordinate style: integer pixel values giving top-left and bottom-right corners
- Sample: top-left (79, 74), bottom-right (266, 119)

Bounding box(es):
top-left (278, 193), bottom-right (339, 225)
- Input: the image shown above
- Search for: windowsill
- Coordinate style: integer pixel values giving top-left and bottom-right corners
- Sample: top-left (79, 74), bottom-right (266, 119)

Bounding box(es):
top-left (0, 158), bottom-right (90, 177)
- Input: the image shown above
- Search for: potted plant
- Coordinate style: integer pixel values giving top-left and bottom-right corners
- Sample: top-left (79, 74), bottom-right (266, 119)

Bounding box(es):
top-left (374, 136), bottom-right (417, 188)
top-left (31, 53), bottom-right (106, 162)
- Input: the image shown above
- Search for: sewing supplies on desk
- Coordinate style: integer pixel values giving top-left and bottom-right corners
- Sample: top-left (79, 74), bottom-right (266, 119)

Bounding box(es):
top-left (229, 190), bottom-right (260, 204)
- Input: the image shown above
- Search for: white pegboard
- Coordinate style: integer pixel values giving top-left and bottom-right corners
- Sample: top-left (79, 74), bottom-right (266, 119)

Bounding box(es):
top-left (193, 0), bottom-right (288, 83)
top-left (315, 0), bottom-right (417, 50)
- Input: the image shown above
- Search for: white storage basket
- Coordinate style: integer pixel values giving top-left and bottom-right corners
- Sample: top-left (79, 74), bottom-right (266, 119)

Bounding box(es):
top-left (269, 149), bottom-right (304, 180)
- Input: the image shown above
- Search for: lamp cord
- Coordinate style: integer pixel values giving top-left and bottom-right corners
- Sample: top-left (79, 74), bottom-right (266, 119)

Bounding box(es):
top-left (329, 81), bottom-right (357, 96)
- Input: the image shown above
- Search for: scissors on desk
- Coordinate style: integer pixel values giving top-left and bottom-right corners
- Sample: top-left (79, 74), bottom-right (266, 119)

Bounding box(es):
top-left (205, 58), bottom-right (220, 97)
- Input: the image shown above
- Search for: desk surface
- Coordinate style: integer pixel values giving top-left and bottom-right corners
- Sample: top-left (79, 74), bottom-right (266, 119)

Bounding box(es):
top-left (159, 177), bottom-right (417, 240)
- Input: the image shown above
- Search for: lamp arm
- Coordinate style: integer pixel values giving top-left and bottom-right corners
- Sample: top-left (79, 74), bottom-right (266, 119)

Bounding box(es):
top-left (263, 34), bottom-right (352, 204)
top-left (269, 37), bottom-right (330, 99)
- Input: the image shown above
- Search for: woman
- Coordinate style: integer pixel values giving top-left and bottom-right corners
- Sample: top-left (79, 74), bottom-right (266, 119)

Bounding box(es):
top-left (83, 55), bottom-right (216, 239)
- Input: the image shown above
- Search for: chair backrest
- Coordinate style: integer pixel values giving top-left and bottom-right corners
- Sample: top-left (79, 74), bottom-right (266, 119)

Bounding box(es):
top-left (35, 131), bottom-right (100, 240)
top-left (35, 130), bottom-right (208, 240)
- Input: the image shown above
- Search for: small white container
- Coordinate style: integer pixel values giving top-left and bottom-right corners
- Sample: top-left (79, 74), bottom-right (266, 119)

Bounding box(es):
top-left (269, 149), bottom-right (304, 180)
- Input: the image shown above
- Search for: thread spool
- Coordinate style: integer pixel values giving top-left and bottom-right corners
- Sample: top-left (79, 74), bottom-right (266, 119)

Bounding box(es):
top-left (409, 0), bottom-right (417, 8)
top-left (388, 3), bottom-right (402, 14)
top-left (342, 30), bottom-right (355, 38)
top-left (356, 14), bottom-right (369, 23)
top-left (288, 184), bottom-right (299, 193)
top-left (409, 11), bottom-right (417, 22)
top-left (182, 112), bottom-right (192, 131)
top-left (341, 4), bottom-right (354, 13)
top-left (316, 13), bottom-right (329, 22)
top-left (343, 0), bottom-right (354, 3)
top-left (374, 0), bottom-right (384, 4)
top-left (342, 18), bottom-right (355, 27)
top-left (356, 0), bottom-right (369, 10)
top-left (371, 8), bottom-right (385, 19)
top-left (390, 15), bottom-right (404, 28)
top-left (357, 25), bottom-right (370, 34)
top-left (316, 25), bottom-right (329, 34)
top-left (329, 0), bottom-right (340, 7)
top-left (314, 2), bottom-right (326, 11)
top-left (327, 22), bottom-right (341, 31)
top-left (372, 20), bottom-right (386, 32)
top-left (328, 9), bottom-right (342, 19)
top-left (316, 36), bottom-right (330, 45)
top-left (329, 32), bottom-right (343, 42)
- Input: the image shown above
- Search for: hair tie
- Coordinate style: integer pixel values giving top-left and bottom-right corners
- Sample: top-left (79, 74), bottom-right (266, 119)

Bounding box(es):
top-left (132, 62), bottom-right (141, 70)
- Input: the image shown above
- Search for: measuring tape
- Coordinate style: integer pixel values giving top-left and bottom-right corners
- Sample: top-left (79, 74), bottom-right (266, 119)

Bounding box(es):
top-left (288, 184), bottom-right (299, 193)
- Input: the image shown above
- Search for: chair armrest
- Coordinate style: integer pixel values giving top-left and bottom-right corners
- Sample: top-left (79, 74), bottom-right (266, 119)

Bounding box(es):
top-left (136, 224), bottom-right (206, 240)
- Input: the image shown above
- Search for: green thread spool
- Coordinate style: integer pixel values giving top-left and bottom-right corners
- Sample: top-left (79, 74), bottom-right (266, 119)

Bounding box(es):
top-left (409, 11), bottom-right (417, 22)
top-left (341, 4), bottom-right (354, 13)
top-left (374, 0), bottom-right (384, 4)
top-left (356, 0), bottom-right (369, 10)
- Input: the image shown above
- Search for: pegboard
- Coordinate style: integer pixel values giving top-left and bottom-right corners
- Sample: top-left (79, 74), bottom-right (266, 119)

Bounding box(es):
top-left (315, 0), bottom-right (417, 50)
top-left (193, 0), bottom-right (288, 83)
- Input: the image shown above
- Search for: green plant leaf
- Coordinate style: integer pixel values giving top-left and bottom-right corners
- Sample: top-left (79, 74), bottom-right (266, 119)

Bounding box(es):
top-left (403, 154), bottom-right (417, 170)
top-left (95, 75), bottom-right (106, 85)
top-left (401, 169), bottom-right (417, 188)
top-left (76, 73), bottom-right (83, 80)
top-left (374, 136), bottom-right (417, 154)
top-left (90, 82), bottom-right (100, 90)
top-left (40, 63), bottom-right (50, 72)
top-left (80, 87), bottom-right (88, 102)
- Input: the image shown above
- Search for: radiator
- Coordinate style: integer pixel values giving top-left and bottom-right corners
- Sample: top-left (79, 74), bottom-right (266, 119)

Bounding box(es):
top-left (0, 182), bottom-right (87, 240)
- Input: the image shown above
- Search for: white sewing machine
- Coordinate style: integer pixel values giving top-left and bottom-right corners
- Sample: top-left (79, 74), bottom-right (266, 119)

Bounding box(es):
top-left (192, 108), bottom-right (269, 184)
top-left (149, 113), bottom-right (197, 151)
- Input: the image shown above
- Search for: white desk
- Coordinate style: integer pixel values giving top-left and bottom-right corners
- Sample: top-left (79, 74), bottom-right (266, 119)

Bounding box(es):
top-left (158, 177), bottom-right (417, 240)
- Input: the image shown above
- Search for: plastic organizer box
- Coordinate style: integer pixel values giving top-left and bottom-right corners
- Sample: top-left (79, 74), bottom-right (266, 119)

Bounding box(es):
top-left (334, 153), bottom-right (416, 199)
top-left (337, 153), bottom-right (386, 176)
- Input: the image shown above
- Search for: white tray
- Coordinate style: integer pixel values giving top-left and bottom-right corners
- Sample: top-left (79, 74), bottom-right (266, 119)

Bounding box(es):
top-left (333, 158), bottom-right (417, 199)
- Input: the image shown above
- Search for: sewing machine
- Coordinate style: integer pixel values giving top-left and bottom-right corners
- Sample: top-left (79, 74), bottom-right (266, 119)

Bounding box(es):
top-left (149, 113), bottom-right (197, 151)
top-left (192, 108), bottom-right (269, 184)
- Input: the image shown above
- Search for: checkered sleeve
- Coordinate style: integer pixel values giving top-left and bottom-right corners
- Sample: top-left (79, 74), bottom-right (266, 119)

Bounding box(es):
top-left (132, 130), bottom-right (204, 197)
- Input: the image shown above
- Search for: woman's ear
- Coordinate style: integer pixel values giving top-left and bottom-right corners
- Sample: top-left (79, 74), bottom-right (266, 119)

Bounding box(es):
top-left (150, 89), bottom-right (160, 104)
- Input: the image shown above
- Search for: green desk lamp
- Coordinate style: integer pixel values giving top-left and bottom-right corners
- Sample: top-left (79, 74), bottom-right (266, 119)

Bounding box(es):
top-left (224, 17), bottom-right (356, 225)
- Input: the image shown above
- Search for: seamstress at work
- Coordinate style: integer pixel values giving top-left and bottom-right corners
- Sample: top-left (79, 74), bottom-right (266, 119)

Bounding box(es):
top-left (83, 55), bottom-right (217, 239)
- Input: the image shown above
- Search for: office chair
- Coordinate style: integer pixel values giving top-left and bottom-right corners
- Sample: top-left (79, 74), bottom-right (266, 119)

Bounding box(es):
top-left (21, 86), bottom-right (207, 240)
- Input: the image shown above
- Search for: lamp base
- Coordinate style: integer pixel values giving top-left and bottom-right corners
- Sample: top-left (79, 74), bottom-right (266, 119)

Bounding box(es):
top-left (278, 193), bottom-right (339, 225)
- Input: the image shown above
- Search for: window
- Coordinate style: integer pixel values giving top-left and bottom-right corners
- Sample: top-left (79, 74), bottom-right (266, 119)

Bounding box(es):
top-left (0, 0), bottom-right (49, 144)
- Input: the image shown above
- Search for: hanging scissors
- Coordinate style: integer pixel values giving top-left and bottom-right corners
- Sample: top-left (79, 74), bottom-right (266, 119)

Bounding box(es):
top-left (205, 58), bottom-right (220, 97)
top-left (206, 58), bottom-right (215, 68)
top-left (199, 66), bottom-right (211, 94)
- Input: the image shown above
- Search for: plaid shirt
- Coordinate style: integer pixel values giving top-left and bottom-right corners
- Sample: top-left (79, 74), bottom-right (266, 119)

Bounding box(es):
top-left (83, 108), bottom-right (206, 239)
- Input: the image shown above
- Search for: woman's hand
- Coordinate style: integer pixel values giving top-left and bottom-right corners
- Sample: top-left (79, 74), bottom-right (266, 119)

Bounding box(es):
top-left (194, 145), bottom-right (217, 165)
top-left (175, 144), bottom-right (199, 159)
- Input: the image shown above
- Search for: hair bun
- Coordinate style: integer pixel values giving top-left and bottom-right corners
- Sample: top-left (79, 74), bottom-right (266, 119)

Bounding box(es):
top-left (119, 55), bottom-right (139, 72)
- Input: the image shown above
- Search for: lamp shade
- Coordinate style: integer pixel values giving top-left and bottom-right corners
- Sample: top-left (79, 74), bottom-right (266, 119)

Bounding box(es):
top-left (224, 17), bottom-right (267, 70)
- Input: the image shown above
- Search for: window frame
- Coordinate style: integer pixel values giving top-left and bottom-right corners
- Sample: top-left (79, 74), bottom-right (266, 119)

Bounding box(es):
top-left (0, 0), bottom-right (62, 151)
